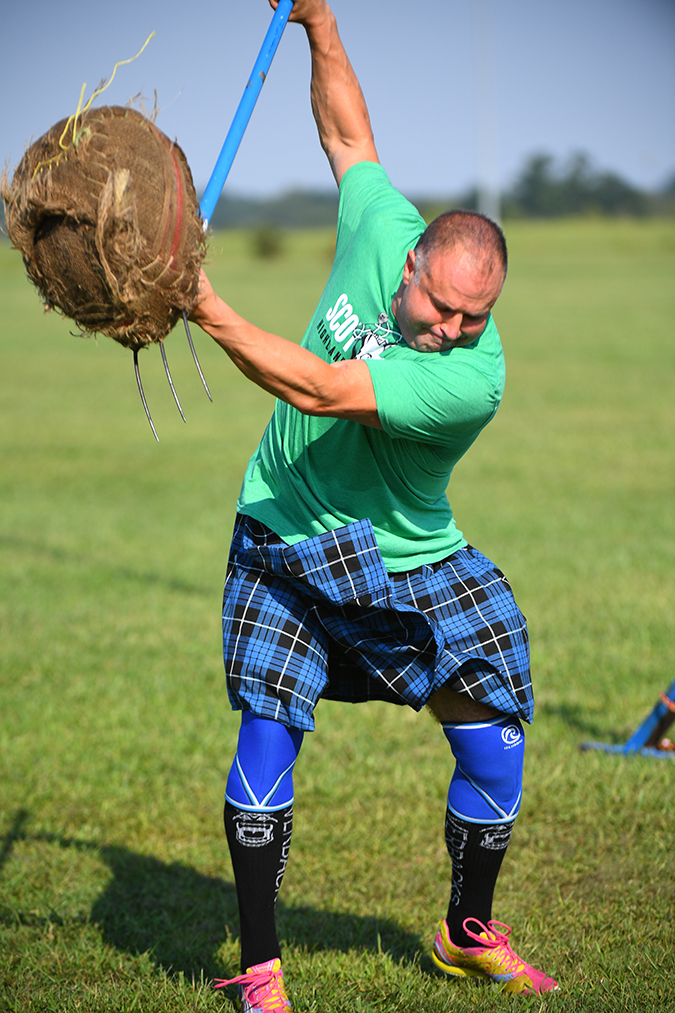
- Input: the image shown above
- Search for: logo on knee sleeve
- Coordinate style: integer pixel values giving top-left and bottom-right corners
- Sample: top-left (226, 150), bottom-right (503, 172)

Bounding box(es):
top-left (501, 724), bottom-right (523, 747)
top-left (234, 812), bottom-right (277, 847)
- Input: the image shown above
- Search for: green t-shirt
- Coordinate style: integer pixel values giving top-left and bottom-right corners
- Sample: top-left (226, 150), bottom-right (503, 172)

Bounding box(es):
top-left (237, 162), bottom-right (505, 571)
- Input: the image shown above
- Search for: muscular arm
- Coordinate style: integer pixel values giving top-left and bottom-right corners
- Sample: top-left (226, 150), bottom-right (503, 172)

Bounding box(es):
top-left (190, 271), bottom-right (382, 428)
top-left (270, 0), bottom-right (379, 184)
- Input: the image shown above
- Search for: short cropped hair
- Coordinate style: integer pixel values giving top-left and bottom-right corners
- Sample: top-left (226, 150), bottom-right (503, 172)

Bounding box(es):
top-left (415, 210), bottom-right (508, 278)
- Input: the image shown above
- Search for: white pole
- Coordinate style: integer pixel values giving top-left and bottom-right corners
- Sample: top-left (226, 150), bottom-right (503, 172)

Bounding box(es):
top-left (473, 0), bottom-right (501, 222)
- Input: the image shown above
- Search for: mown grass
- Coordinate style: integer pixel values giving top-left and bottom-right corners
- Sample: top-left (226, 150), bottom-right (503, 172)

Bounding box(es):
top-left (1, 219), bottom-right (674, 1012)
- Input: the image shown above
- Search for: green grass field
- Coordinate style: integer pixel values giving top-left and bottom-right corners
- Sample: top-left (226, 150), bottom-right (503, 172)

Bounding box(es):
top-left (1, 218), bottom-right (674, 1012)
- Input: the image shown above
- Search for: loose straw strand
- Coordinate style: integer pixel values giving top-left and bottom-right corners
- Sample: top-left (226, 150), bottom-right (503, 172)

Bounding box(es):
top-left (79, 31), bottom-right (156, 118)
top-left (32, 31), bottom-right (156, 178)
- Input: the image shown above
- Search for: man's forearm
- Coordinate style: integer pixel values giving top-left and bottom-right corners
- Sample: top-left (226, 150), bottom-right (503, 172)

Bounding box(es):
top-left (306, 9), bottom-right (375, 178)
top-left (191, 278), bottom-right (381, 427)
top-left (199, 295), bottom-right (335, 411)
top-left (283, 0), bottom-right (377, 183)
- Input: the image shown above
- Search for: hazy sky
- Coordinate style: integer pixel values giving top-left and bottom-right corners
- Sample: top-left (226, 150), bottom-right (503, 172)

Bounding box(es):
top-left (2, 0), bottom-right (674, 200)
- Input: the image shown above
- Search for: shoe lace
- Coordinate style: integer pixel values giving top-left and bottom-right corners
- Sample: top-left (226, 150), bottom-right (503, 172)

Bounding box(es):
top-left (463, 918), bottom-right (528, 976)
top-left (214, 963), bottom-right (289, 1009)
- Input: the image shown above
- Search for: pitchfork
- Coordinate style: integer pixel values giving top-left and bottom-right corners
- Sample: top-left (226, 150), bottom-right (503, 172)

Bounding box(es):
top-left (135, 0), bottom-right (295, 439)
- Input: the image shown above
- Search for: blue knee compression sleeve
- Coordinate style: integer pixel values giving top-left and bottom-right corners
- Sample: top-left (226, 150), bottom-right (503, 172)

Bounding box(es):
top-left (442, 716), bottom-right (524, 824)
top-left (226, 711), bottom-right (304, 812)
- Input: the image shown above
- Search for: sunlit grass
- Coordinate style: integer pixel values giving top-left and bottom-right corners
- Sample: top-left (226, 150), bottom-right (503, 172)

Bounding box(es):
top-left (1, 219), bottom-right (674, 1011)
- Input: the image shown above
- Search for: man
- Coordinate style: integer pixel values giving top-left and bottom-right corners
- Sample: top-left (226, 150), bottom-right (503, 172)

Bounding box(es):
top-left (192, 1), bottom-right (558, 1008)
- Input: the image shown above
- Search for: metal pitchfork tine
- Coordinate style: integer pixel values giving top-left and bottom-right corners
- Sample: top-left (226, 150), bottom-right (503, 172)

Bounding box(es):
top-left (183, 310), bottom-right (212, 401)
top-left (133, 348), bottom-right (159, 442)
top-left (160, 339), bottom-right (188, 420)
top-left (133, 334), bottom-right (195, 438)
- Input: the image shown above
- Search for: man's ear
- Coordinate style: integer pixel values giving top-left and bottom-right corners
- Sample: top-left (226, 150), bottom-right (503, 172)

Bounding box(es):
top-left (401, 248), bottom-right (416, 285)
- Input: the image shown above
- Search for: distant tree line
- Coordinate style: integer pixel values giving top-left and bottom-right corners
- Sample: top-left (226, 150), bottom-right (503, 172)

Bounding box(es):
top-left (451, 152), bottom-right (670, 219)
top-left (1, 152), bottom-right (674, 237)
top-left (509, 152), bottom-right (647, 216)
top-left (203, 151), bottom-right (674, 229)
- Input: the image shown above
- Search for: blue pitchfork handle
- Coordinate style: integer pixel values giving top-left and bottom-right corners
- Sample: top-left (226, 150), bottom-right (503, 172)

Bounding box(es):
top-left (179, 0), bottom-right (295, 411)
top-left (200, 0), bottom-right (295, 228)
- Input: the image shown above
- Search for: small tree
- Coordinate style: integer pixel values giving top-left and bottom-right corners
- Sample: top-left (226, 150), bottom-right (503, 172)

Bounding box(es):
top-left (250, 224), bottom-right (284, 259)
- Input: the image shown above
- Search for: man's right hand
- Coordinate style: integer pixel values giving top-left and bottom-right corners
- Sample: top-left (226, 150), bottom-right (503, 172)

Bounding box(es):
top-left (268, 0), bottom-right (330, 28)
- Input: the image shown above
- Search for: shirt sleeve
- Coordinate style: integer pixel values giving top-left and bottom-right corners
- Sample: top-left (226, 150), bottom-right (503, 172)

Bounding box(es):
top-left (336, 162), bottom-right (425, 250)
top-left (366, 346), bottom-right (502, 447)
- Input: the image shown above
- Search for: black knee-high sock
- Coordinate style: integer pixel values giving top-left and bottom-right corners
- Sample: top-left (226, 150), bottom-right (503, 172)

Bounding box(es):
top-left (224, 801), bottom-right (293, 972)
top-left (444, 808), bottom-right (514, 948)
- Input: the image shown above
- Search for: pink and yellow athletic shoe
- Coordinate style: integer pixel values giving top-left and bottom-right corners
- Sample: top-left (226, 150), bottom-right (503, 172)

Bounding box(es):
top-left (215, 958), bottom-right (292, 1012)
top-left (432, 918), bottom-right (559, 994)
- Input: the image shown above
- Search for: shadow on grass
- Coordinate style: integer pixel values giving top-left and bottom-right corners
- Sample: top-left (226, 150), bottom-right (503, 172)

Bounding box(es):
top-left (2, 810), bottom-right (429, 982)
top-left (537, 699), bottom-right (627, 742)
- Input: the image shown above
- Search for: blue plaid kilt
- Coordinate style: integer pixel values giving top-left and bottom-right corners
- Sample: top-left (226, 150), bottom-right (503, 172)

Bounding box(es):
top-left (222, 513), bottom-right (533, 732)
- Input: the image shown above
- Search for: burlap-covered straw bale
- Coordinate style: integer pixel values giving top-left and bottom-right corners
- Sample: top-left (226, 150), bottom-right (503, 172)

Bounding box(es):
top-left (1, 105), bottom-right (206, 350)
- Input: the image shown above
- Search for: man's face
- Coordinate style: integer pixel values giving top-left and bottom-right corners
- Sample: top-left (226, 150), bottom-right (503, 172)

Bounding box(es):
top-left (391, 245), bottom-right (505, 353)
